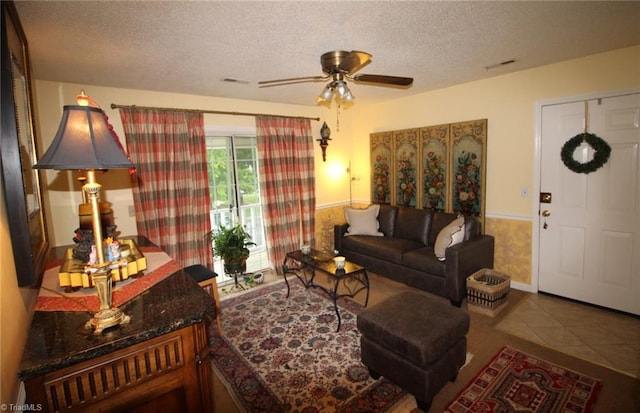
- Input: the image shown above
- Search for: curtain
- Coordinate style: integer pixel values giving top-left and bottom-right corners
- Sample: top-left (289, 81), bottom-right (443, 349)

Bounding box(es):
top-left (119, 108), bottom-right (212, 268)
top-left (256, 116), bottom-right (315, 272)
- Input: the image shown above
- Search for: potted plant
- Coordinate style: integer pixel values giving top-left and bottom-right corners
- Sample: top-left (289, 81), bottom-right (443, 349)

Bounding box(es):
top-left (207, 223), bottom-right (256, 275)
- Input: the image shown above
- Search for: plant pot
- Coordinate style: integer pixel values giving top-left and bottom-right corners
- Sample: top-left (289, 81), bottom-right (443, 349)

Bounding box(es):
top-left (242, 272), bottom-right (264, 285)
top-left (224, 260), bottom-right (246, 276)
top-left (253, 272), bottom-right (264, 284)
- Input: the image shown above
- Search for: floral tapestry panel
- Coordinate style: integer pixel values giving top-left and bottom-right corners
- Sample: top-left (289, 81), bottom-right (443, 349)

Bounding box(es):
top-left (450, 119), bottom-right (487, 218)
top-left (370, 132), bottom-right (393, 204)
top-left (421, 125), bottom-right (449, 211)
top-left (394, 129), bottom-right (419, 207)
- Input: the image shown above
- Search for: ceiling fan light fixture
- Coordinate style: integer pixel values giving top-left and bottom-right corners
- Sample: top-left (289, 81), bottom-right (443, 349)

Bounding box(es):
top-left (317, 83), bottom-right (334, 104)
top-left (341, 88), bottom-right (355, 103)
top-left (337, 81), bottom-right (354, 102)
top-left (334, 80), bottom-right (345, 96)
top-left (259, 50), bottom-right (413, 105)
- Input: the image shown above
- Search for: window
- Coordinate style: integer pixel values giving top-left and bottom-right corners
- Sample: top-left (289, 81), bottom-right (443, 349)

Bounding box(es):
top-left (206, 134), bottom-right (268, 283)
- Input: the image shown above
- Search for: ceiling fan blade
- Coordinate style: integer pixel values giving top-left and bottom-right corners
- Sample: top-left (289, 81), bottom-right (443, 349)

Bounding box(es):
top-left (258, 79), bottom-right (328, 88)
top-left (258, 75), bottom-right (327, 86)
top-left (352, 74), bottom-right (414, 86)
top-left (338, 51), bottom-right (372, 74)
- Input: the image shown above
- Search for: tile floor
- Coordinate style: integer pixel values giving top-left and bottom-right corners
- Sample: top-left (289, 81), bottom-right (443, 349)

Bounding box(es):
top-left (495, 292), bottom-right (640, 378)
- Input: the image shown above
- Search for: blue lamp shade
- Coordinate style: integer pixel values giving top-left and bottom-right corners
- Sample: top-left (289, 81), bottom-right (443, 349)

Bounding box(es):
top-left (34, 105), bottom-right (134, 170)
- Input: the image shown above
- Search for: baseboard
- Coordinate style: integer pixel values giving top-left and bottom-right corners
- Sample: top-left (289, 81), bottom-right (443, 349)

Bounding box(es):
top-left (510, 280), bottom-right (535, 293)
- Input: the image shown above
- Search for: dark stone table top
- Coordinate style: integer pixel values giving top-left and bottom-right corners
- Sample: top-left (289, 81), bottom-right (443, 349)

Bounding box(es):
top-left (18, 236), bottom-right (215, 381)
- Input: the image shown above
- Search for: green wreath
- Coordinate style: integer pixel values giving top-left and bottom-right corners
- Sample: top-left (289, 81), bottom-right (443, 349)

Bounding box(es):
top-left (560, 132), bottom-right (611, 174)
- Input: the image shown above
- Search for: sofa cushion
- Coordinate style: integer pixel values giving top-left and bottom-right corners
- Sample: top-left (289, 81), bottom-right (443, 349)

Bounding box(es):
top-left (394, 207), bottom-right (431, 245)
top-left (427, 212), bottom-right (459, 246)
top-left (402, 247), bottom-right (447, 277)
top-left (344, 205), bottom-right (383, 237)
top-left (341, 235), bottom-right (423, 264)
top-left (376, 204), bottom-right (399, 237)
top-left (434, 215), bottom-right (465, 260)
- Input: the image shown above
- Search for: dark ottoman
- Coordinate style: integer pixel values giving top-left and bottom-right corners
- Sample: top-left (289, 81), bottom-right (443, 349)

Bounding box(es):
top-left (357, 291), bottom-right (469, 412)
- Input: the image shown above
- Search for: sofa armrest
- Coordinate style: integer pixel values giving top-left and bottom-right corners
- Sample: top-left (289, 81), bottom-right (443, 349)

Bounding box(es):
top-left (444, 234), bottom-right (495, 305)
top-left (334, 224), bottom-right (349, 253)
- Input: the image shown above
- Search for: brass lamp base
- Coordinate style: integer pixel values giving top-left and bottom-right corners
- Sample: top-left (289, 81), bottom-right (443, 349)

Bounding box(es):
top-left (85, 307), bottom-right (130, 335)
top-left (83, 263), bottom-right (131, 335)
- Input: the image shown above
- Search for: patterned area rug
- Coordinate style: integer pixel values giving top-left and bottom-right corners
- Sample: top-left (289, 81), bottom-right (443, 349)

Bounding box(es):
top-left (445, 346), bottom-right (602, 413)
top-left (209, 280), bottom-right (407, 413)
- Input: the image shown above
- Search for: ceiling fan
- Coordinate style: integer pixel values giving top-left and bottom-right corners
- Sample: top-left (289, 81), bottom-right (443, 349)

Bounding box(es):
top-left (258, 50), bottom-right (414, 105)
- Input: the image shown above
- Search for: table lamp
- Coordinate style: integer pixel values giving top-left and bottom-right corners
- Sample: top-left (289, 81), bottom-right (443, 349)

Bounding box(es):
top-left (34, 99), bottom-right (135, 334)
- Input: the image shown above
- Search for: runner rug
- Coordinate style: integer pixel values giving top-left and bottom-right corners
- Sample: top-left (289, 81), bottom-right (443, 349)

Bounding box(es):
top-left (209, 280), bottom-right (407, 413)
top-left (34, 246), bottom-right (181, 311)
top-left (445, 346), bottom-right (602, 413)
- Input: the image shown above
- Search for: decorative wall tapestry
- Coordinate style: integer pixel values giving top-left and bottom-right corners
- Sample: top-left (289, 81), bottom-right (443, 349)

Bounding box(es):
top-left (370, 119), bottom-right (487, 225)
top-left (393, 128), bottom-right (419, 207)
top-left (450, 120), bottom-right (486, 217)
top-left (370, 131), bottom-right (393, 204)
top-left (421, 124), bottom-right (449, 211)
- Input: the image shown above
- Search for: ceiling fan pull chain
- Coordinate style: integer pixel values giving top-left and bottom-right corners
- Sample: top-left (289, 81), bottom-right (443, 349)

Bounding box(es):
top-left (336, 103), bottom-right (341, 132)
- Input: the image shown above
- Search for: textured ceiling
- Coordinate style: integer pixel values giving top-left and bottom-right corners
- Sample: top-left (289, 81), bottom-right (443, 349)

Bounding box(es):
top-left (13, 1), bottom-right (640, 107)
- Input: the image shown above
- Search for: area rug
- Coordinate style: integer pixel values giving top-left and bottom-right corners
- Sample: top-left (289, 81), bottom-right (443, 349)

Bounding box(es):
top-left (209, 279), bottom-right (407, 413)
top-left (445, 346), bottom-right (602, 413)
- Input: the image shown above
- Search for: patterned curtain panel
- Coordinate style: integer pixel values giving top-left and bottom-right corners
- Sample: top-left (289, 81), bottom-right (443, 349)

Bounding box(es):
top-left (256, 116), bottom-right (316, 273)
top-left (119, 108), bottom-right (212, 268)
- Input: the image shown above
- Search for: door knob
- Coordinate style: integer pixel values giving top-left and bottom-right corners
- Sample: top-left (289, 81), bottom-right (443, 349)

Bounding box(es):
top-left (541, 210), bottom-right (551, 229)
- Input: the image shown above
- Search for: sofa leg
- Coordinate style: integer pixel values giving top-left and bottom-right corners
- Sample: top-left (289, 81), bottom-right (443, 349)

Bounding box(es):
top-left (450, 299), bottom-right (462, 307)
top-left (367, 367), bottom-right (381, 380)
top-left (415, 398), bottom-right (432, 412)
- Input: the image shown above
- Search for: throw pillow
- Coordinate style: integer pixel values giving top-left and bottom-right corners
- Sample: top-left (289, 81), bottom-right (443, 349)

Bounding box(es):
top-left (344, 205), bottom-right (384, 237)
top-left (434, 215), bottom-right (465, 260)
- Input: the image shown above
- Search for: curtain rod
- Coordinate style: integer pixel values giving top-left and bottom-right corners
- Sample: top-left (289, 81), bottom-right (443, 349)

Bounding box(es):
top-left (110, 103), bottom-right (320, 122)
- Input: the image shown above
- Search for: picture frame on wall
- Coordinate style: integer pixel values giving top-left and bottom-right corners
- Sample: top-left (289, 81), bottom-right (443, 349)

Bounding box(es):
top-left (1, 1), bottom-right (49, 287)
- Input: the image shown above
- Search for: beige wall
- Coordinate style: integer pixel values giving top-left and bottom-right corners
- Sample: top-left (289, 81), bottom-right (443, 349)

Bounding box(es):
top-left (348, 45), bottom-right (640, 287)
top-left (349, 46), bottom-right (640, 216)
top-left (33, 82), bottom-right (357, 247)
top-left (0, 180), bottom-right (39, 405)
top-left (3, 45), bottom-right (638, 403)
top-left (36, 46), bottom-right (638, 249)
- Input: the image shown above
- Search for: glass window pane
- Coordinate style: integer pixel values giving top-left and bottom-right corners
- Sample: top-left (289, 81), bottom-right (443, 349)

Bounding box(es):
top-left (205, 134), bottom-right (266, 281)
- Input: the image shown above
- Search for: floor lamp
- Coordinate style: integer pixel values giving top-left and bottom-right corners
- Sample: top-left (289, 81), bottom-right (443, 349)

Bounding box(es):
top-left (34, 104), bottom-right (135, 334)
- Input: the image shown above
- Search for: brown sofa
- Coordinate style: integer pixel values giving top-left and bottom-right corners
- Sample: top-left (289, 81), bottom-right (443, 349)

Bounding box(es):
top-left (334, 204), bottom-right (494, 306)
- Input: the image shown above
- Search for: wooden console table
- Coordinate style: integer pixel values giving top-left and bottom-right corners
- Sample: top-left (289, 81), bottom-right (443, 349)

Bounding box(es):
top-left (18, 236), bottom-right (215, 413)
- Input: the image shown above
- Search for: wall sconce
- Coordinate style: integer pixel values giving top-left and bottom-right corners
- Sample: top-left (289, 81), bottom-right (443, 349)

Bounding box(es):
top-left (317, 121), bottom-right (331, 162)
top-left (34, 94), bottom-right (135, 334)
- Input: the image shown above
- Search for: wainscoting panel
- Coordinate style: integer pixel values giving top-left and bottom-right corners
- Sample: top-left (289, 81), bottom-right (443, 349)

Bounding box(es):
top-left (484, 216), bottom-right (532, 285)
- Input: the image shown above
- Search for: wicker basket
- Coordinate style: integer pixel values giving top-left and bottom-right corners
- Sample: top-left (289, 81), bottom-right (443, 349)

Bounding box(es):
top-left (466, 269), bottom-right (510, 317)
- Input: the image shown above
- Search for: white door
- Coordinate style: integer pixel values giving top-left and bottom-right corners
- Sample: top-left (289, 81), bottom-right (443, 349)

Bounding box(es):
top-left (539, 92), bottom-right (640, 315)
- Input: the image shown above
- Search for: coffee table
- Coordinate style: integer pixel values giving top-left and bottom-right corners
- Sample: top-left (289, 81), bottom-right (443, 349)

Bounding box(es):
top-left (282, 249), bottom-right (370, 331)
